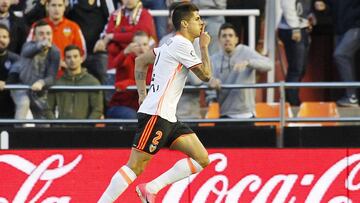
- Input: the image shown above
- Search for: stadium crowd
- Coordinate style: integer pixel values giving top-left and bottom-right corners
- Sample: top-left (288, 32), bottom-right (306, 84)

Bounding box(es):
top-left (0, 0), bottom-right (359, 124)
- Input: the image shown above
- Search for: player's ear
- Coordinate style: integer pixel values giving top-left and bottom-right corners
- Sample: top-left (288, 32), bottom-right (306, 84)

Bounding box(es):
top-left (181, 20), bottom-right (188, 29)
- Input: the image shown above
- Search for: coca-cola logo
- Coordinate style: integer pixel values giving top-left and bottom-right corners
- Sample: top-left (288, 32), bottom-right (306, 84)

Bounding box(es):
top-left (163, 153), bottom-right (360, 203)
top-left (1, 150), bottom-right (360, 202)
top-left (0, 154), bottom-right (82, 203)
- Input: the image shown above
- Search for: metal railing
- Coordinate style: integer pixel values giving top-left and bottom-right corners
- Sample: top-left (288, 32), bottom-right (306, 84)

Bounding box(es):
top-left (2, 82), bottom-right (360, 147)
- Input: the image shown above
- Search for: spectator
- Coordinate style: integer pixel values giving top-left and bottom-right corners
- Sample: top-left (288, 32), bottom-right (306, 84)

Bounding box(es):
top-left (66, 0), bottom-right (115, 85)
top-left (27, 0), bottom-right (87, 76)
top-left (278, 0), bottom-right (312, 106)
top-left (23, 0), bottom-right (113, 53)
top-left (93, 0), bottom-right (157, 69)
top-left (67, 0), bottom-right (115, 54)
top-left (208, 23), bottom-right (272, 121)
top-left (93, 0), bottom-right (157, 104)
top-left (0, 24), bottom-right (19, 118)
top-left (0, 0), bottom-right (29, 54)
top-left (22, 0), bottom-right (47, 26)
top-left (107, 31), bottom-right (152, 119)
top-left (48, 45), bottom-right (103, 120)
top-left (142, 0), bottom-right (167, 40)
top-left (7, 20), bottom-right (60, 120)
top-left (315, 0), bottom-right (360, 107)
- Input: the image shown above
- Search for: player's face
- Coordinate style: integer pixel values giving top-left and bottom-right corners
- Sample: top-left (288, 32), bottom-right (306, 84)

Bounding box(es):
top-left (133, 35), bottom-right (150, 56)
top-left (65, 49), bottom-right (82, 71)
top-left (0, 28), bottom-right (9, 50)
top-left (219, 28), bottom-right (239, 53)
top-left (186, 11), bottom-right (203, 38)
top-left (34, 25), bottom-right (53, 43)
top-left (47, 0), bottom-right (65, 22)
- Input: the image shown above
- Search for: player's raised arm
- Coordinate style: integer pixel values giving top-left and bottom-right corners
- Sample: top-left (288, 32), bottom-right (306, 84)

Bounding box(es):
top-left (191, 25), bottom-right (212, 82)
top-left (135, 50), bottom-right (156, 105)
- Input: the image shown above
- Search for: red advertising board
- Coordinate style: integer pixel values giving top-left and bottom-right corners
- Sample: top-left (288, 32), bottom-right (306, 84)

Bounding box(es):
top-left (0, 149), bottom-right (360, 202)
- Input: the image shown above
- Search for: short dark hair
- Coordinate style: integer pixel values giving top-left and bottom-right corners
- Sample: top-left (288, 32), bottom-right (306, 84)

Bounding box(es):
top-left (172, 2), bottom-right (199, 31)
top-left (64, 44), bottom-right (81, 55)
top-left (34, 20), bottom-right (51, 33)
top-left (218, 23), bottom-right (238, 37)
top-left (0, 24), bottom-right (9, 35)
top-left (168, 2), bottom-right (183, 17)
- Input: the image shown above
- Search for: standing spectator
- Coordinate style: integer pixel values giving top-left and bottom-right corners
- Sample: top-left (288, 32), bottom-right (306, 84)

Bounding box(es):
top-left (315, 0), bottom-right (360, 107)
top-left (0, 24), bottom-right (19, 118)
top-left (0, 0), bottom-right (29, 54)
top-left (107, 31), bottom-right (152, 119)
top-left (27, 0), bottom-right (87, 76)
top-left (67, 0), bottom-right (115, 54)
top-left (48, 45), bottom-right (103, 120)
top-left (278, 0), bottom-right (312, 106)
top-left (142, 0), bottom-right (167, 40)
top-left (22, 0), bottom-right (47, 26)
top-left (208, 23), bottom-right (272, 120)
top-left (7, 20), bottom-right (60, 120)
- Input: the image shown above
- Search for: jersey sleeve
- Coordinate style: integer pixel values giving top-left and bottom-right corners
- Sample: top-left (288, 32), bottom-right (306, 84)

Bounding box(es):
top-left (174, 40), bottom-right (202, 69)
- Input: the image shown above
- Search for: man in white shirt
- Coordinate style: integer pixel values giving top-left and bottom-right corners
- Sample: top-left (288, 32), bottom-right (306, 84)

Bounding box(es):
top-left (98, 2), bottom-right (212, 203)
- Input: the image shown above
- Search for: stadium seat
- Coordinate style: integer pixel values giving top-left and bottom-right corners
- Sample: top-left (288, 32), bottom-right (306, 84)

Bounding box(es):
top-left (255, 102), bottom-right (293, 133)
top-left (205, 101), bottom-right (220, 119)
top-left (199, 101), bottom-right (220, 127)
top-left (294, 102), bottom-right (339, 126)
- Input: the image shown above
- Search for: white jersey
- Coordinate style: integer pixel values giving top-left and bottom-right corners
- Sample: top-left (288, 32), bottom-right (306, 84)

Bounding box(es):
top-left (138, 34), bottom-right (202, 122)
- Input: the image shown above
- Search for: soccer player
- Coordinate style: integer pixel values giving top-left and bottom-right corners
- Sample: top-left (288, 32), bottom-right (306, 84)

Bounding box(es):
top-left (98, 2), bottom-right (212, 203)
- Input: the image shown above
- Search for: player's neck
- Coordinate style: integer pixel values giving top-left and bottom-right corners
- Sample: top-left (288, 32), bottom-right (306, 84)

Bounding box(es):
top-left (177, 31), bottom-right (195, 43)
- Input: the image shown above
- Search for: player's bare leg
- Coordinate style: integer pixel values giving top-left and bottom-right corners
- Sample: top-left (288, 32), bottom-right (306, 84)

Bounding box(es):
top-left (98, 149), bottom-right (152, 203)
top-left (136, 133), bottom-right (209, 202)
top-left (169, 133), bottom-right (209, 168)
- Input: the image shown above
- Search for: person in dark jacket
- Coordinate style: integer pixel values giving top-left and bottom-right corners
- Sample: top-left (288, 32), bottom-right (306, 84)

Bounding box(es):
top-left (48, 45), bottom-right (103, 120)
top-left (0, 24), bottom-right (19, 118)
top-left (0, 0), bottom-right (29, 54)
top-left (315, 0), bottom-right (360, 107)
